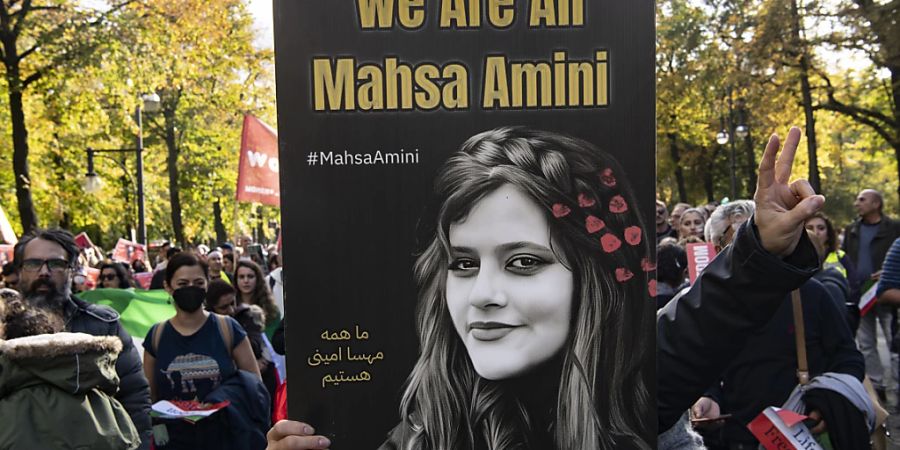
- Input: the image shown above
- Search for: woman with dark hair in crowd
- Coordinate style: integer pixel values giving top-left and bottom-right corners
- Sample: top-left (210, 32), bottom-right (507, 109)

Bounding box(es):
top-left (235, 259), bottom-right (281, 339)
top-left (99, 262), bottom-right (135, 289)
top-left (205, 279), bottom-right (238, 317)
top-left (143, 253), bottom-right (267, 449)
top-left (805, 212), bottom-right (859, 331)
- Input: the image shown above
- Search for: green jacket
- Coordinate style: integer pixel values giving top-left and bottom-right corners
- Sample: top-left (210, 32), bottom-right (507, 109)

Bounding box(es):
top-left (0, 332), bottom-right (140, 450)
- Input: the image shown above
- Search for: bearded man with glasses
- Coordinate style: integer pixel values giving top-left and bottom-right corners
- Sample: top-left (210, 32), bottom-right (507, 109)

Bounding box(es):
top-left (13, 228), bottom-right (152, 448)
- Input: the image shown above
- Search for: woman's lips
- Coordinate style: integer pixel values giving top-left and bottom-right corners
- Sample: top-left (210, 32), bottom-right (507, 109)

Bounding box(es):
top-left (469, 322), bottom-right (521, 341)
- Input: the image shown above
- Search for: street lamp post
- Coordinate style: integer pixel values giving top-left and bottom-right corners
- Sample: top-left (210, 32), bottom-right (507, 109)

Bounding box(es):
top-left (84, 93), bottom-right (160, 246)
top-left (716, 88), bottom-right (748, 201)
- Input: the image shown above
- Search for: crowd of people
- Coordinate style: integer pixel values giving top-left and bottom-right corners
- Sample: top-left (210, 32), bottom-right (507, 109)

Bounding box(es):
top-left (2, 126), bottom-right (900, 450)
top-left (0, 231), bottom-right (286, 450)
top-left (654, 187), bottom-right (900, 448)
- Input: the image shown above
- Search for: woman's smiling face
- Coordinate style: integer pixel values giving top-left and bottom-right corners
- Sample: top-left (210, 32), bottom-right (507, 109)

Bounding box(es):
top-left (446, 184), bottom-right (574, 380)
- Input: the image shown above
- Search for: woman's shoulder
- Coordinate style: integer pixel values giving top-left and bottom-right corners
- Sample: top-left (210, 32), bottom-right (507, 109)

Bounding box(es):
top-left (378, 415), bottom-right (424, 450)
top-left (209, 313), bottom-right (248, 346)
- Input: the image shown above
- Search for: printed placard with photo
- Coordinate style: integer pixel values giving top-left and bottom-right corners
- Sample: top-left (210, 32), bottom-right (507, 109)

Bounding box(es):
top-left (274, 0), bottom-right (656, 447)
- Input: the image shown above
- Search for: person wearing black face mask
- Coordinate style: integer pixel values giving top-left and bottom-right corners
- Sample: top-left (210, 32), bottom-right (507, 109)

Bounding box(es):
top-left (142, 253), bottom-right (263, 449)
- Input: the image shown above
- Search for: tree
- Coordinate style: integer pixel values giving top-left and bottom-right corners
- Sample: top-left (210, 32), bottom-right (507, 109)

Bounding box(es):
top-left (116, 0), bottom-right (274, 245)
top-left (816, 0), bottom-right (900, 203)
top-left (0, 0), bottom-right (131, 233)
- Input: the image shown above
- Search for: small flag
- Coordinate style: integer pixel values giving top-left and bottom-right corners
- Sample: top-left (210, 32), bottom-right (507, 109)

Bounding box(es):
top-left (860, 280), bottom-right (879, 317)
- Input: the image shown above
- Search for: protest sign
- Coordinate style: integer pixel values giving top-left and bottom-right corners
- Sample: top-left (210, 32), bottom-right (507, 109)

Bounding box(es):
top-left (274, 0), bottom-right (656, 446)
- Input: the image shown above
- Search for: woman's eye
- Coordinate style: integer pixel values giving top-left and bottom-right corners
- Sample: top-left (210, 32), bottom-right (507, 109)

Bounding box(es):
top-left (507, 255), bottom-right (545, 272)
top-left (449, 258), bottom-right (478, 272)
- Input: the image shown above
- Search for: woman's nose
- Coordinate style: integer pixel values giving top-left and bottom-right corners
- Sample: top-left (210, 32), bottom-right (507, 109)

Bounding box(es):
top-left (468, 265), bottom-right (507, 309)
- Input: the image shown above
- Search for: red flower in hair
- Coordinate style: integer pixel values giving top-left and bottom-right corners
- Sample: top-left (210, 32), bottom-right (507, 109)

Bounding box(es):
top-left (600, 168), bottom-right (617, 188)
top-left (578, 193), bottom-right (596, 208)
top-left (624, 226), bottom-right (642, 245)
top-left (601, 233), bottom-right (622, 253)
top-left (609, 196), bottom-right (628, 214)
top-left (615, 267), bottom-right (634, 282)
top-left (585, 216), bottom-right (605, 234)
top-left (552, 203), bottom-right (571, 218)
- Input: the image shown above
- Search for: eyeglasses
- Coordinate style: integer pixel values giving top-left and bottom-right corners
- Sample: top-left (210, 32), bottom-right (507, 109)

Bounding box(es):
top-left (20, 258), bottom-right (70, 273)
top-left (101, 274), bottom-right (118, 281)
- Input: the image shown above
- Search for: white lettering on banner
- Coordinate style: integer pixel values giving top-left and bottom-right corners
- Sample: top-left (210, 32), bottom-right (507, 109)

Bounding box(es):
top-left (693, 246), bottom-right (710, 272)
top-left (245, 186), bottom-right (279, 196)
top-left (247, 150), bottom-right (280, 173)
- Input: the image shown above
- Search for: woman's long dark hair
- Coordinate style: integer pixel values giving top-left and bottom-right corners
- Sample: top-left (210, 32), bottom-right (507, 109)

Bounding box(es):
top-left (99, 261), bottom-right (135, 289)
top-left (235, 259), bottom-right (279, 325)
top-left (398, 127), bottom-right (654, 449)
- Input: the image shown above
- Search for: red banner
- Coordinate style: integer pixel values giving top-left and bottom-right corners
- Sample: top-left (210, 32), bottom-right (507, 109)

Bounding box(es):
top-left (113, 238), bottom-right (147, 264)
top-left (0, 203), bottom-right (16, 244)
top-left (686, 243), bottom-right (717, 284)
top-left (236, 115), bottom-right (280, 206)
top-left (0, 245), bottom-right (14, 266)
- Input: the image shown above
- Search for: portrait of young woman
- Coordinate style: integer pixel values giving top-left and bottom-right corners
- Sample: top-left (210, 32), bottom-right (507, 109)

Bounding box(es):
top-left (378, 127), bottom-right (654, 450)
top-left (270, 127), bottom-right (655, 450)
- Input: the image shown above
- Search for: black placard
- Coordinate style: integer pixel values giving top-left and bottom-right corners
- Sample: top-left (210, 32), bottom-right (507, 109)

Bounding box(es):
top-left (274, 1), bottom-right (656, 447)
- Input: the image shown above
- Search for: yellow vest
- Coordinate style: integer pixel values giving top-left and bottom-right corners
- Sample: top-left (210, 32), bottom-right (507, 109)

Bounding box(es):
top-left (824, 250), bottom-right (847, 278)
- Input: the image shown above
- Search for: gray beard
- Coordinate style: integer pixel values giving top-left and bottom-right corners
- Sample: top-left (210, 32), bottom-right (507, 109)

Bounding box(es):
top-left (24, 284), bottom-right (70, 316)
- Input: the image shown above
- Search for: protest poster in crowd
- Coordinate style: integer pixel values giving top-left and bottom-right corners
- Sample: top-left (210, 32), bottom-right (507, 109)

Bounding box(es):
top-left (112, 238), bottom-right (147, 264)
top-left (274, 0), bottom-right (655, 446)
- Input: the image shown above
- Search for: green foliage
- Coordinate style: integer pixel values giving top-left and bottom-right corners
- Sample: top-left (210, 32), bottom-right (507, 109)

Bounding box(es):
top-left (657, 0), bottom-right (898, 221)
top-left (0, 0), bottom-right (277, 246)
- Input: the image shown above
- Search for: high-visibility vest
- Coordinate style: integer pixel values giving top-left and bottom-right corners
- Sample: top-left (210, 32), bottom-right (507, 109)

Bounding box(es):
top-left (824, 250), bottom-right (848, 278)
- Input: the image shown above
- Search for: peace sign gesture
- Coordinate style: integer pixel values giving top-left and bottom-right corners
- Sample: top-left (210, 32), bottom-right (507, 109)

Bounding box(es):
top-left (754, 127), bottom-right (826, 258)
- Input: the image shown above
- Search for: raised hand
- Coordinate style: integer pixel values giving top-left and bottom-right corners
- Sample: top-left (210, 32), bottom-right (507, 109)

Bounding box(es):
top-left (753, 127), bottom-right (825, 257)
top-left (266, 421), bottom-right (331, 450)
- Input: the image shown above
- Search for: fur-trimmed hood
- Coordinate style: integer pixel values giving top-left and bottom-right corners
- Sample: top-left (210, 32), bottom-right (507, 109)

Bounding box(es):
top-left (0, 332), bottom-right (122, 398)
top-left (0, 332), bottom-right (122, 360)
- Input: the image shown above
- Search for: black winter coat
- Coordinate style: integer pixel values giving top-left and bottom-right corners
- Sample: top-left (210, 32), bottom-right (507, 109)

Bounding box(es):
top-left (703, 277), bottom-right (864, 445)
top-left (64, 295), bottom-right (152, 448)
top-left (657, 218), bottom-right (819, 433)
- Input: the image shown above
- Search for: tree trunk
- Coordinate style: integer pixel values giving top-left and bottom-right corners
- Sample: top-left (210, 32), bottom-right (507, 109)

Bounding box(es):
top-left (214, 200), bottom-right (227, 245)
top-left (668, 132), bottom-right (688, 203)
top-left (703, 154), bottom-right (715, 203)
top-left (791, 0), bottom-right (821, 193)
top-left (743, 134), bottom-right (757, 199)
top-left (2, 7), bottom-right (39, 234)
top-left (164, 107), bottom-right (185, 246)
top-left (8, 88), bottom-right (39, 234)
